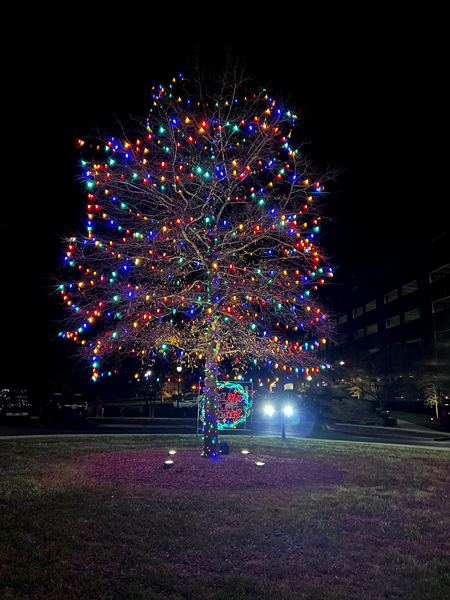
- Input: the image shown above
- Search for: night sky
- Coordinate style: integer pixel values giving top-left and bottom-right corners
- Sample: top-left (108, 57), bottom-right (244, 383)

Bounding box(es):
top-left (2, 21), bottom-right (443, 395)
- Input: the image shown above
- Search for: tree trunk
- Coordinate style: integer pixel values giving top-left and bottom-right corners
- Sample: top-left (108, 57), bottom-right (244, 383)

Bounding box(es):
top-left (201, 323), bottom-right (220, 458)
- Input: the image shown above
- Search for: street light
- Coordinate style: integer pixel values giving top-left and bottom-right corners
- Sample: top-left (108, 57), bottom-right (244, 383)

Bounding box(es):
top-left (144, 370), bottom-right (153, 418)
top-left (284, 405), bottom-right (293, 418)
top-left (264, 405), bottom-right (274, 417)
top-left (263, 403), bottom-right (294, 439)
top-left (176, 366), bottom-right (182, 408)
top-left (282, 405), bottom-right (293, 438)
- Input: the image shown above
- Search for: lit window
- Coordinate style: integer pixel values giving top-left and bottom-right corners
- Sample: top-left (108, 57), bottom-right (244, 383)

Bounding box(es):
top-left (384, 290), bottom-right (398, 304)
top-left (402, 280), bottom-right (418, 295)
top-left (353, 306), bottom-right (363, 318)
top-left (404, 308), bottom-right (420, 323)
top-left (386, 315), bottom-right (400, 329)
top-left (367, 323), bottom-right (378, 335)
top-left (433, 296), bottom-right (450, 314)
top-left (431, 264), bottom-right (450, 284)
top-left (365, 300), bottom-right (377, 312)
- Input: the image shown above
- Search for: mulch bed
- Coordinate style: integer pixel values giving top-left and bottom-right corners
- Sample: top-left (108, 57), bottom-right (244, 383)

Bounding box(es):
top-left (80, 449), bottom-right (343, 490)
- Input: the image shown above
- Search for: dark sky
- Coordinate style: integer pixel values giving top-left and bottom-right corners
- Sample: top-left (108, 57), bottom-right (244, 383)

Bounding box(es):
top-left (2, 20), bottom-right (443, 393)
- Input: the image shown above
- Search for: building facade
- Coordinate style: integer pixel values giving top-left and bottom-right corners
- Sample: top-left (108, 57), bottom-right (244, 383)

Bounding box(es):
top-left (325, 230), bottom-right (449, 397)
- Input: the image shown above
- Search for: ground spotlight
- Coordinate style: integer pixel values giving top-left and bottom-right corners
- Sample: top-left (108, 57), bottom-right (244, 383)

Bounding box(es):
top-left (241, 449), bottom-right (249, 455)
top-left (168, 450), bottom-right (176, 456)
top-left (255, 461), bottom-right (265, 467)
top-left (164, 460), bottom-right (174, 469)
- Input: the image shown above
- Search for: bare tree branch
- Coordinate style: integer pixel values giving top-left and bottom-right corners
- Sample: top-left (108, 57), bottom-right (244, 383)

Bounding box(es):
top-left (56, 66), bottom-right (337, 456)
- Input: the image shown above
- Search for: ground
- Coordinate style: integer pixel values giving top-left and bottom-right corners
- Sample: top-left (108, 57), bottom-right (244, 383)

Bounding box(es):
top-left (2, 436), bottom-right (449, 600)
top-left (75, 449), bottom-right (343, 490)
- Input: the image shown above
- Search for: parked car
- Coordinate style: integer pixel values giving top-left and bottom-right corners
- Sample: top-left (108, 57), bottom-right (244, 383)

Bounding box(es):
top-left (0, 389), bottom-right (32, 421)
top-left (39, 393), bottom-right (87, 424)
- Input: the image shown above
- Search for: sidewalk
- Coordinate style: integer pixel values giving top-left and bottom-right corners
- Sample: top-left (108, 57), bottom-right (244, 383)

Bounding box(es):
top-left (90, 416), bottom-right (450, 439)
top-left (87, 417), bottom-right (197, 429)
top-left (325, 419), bottom-right (450, 440)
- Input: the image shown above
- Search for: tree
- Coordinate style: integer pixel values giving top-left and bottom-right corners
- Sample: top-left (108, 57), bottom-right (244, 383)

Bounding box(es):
top-left (414, 338), bottom-right (450, 420)
top-left (417, 374), bottom-right (440, 419)
top-left (57, 68), bottom-right (335, 457)
top-left (341, 353), bottom-right (403, 407)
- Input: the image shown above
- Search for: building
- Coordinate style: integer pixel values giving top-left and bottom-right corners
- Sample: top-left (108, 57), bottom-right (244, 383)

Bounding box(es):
top-left (324, 230), bottom-right (449, 400)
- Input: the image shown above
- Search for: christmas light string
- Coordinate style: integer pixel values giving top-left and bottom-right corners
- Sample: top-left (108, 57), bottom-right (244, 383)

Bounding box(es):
top-left (58, 74), bottom-right (335, 456)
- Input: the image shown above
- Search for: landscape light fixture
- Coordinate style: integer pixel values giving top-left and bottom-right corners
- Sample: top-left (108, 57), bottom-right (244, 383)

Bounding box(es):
top-left (168, 450), bottom-right (176, 456)
top-left (255, 461), bottom-right (265, 467)
top-left (241, 449), bottom-right (249, 454)
top-left (164, 460), bottom-right (174, 469)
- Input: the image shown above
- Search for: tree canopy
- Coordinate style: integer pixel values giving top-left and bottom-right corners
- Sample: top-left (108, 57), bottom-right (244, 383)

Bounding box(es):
top-left (57, 68), bottom-right (336, 455)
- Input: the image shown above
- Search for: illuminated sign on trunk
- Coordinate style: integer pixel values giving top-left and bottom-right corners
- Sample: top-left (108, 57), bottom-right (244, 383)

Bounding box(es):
top-left (199, 382), bottom-right (251, 429)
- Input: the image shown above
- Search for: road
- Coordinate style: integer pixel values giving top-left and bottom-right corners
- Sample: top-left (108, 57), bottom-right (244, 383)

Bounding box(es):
top-left (1, 417), bottom-right (449, 449)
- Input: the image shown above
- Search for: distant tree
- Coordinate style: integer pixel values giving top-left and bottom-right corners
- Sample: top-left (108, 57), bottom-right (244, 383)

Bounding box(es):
top-left (57, 67), bottom-right (336, 457)
top-left (342, 353), bottom-right (403, 407)
top-left (414, 338), bottom-right (450, 420)
top-left (417, 374), bottom-right (440, 419)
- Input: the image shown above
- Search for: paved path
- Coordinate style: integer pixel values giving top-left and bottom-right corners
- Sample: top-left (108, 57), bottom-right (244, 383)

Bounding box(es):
top-left (1, 416), bottom-right (449, 448)
top-left (325, 418), bottom-right (450, 440)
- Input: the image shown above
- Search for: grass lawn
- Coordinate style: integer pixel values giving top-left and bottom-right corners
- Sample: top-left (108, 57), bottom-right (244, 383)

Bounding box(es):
top-left (1, 435), bottom-right (449, 600)
top-left (389, 411), bottom-right (444, 431)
